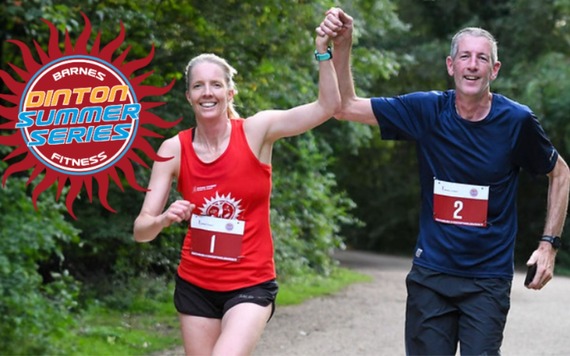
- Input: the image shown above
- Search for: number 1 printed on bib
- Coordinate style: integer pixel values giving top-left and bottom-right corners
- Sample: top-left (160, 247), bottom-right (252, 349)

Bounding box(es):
top-left (190, 214), bottom-right (245, 262)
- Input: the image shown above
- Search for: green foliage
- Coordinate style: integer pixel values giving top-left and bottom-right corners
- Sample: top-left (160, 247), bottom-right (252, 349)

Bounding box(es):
top-left (276, 267), bottom-right (372, 306)
top-left (500, 51), bottom-right (570, 262)
top-left (50, 268), bottom-right (368, 355)
top-left (271, 132), bottom-right (360, 280)
top-left (4, 0), bottom-right (570, 352)
top-left (0, 162), bottom-right (81, 354)
top-left (56, 278), bottom-right (180, 355)
top-left (334, 136), bottom-right (420, 253)
top-left (512, 53), bottom-right (570, 151)
top-left (61, 181), bottom-right (186, 305)
top-left (2, 0), bottom-right (369, 319)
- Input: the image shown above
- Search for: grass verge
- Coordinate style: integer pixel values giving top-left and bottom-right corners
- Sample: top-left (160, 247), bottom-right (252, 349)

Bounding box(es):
top-left (276, 267), bottom-right (372, 306)
top-left (56, 267), bottom-right (371, 355)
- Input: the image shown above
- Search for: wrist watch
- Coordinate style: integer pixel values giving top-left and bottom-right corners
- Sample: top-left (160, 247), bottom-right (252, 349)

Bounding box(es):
top-left (314, 47), bottom-right (332, 61)
top-left (540, 235), bottom-right (562, 250)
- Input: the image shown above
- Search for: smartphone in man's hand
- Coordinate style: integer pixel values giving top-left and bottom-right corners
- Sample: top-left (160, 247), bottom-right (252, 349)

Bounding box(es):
top-left (524, 264), bottom-right (537, 287)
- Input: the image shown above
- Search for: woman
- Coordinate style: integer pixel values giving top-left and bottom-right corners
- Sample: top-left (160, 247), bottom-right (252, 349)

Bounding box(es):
top-left (133, 31), bottom-right (339, 355)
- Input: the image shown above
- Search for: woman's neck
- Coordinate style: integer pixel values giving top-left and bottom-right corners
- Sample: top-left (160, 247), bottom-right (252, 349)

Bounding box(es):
top-left (193, 119), bottom-right (231, 162)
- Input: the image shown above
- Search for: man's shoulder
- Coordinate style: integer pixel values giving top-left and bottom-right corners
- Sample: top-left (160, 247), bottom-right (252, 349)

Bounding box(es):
top-left (492, 93), bottom-right (534, 118)
top-left (400, 90), bottom-right (453, 110)
top-left (371, 90), bottom-right (452, 115)
top-left (403, 89), bottom-right (450, 99)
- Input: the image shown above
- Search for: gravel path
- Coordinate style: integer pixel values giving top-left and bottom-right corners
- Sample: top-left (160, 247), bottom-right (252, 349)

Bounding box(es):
top-left (155, 249), bottom-right (570, 355)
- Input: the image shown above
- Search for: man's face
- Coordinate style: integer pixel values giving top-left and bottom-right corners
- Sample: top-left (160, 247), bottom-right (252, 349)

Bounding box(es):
top-left (446, 34), bottom-right (501, 98)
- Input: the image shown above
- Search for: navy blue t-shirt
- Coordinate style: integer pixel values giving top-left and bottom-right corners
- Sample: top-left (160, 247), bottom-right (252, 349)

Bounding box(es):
top-left (371, 90), bottom-right (557, 279)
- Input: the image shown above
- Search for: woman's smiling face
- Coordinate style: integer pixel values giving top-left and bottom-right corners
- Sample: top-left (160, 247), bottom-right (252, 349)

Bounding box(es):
top-left (186, 61), bottom-right (234, 120)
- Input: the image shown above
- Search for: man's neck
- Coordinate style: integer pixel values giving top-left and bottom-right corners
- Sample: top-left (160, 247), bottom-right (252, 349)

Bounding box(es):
top-left (455, 92), bottom-right (493, 122)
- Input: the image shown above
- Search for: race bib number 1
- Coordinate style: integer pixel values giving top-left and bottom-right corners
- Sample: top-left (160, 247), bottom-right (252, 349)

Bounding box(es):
top-left (433, 179), bottom-right (489, 227)
top-left (190, 214), bottom-right (245, 262)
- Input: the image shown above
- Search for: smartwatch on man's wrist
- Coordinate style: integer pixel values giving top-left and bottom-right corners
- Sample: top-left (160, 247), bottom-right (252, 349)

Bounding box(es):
top-left (540, 235), bottom-right (562, 250)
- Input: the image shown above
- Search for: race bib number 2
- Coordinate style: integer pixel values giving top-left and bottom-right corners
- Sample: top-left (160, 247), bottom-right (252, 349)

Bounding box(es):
top-left (433, 179), bottom-right (489, 227)
top-left (190, 214), bottom-right (245, 262)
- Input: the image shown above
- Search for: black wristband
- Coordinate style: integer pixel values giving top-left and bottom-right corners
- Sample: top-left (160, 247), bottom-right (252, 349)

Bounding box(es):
top-left (540, 235), bottom-right (562, 249)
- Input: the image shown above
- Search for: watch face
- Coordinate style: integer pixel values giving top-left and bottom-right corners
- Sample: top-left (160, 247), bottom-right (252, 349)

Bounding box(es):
top-left (542, 236), bottom-right (562, 249)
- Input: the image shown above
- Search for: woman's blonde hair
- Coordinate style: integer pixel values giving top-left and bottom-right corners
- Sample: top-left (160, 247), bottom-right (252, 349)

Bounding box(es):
top-left (185, 53), bottom-right (240, 119)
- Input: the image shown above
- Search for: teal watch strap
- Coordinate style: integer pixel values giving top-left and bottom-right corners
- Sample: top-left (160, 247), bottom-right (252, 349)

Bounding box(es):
top-left (314, 47), bottom-right (332, 61)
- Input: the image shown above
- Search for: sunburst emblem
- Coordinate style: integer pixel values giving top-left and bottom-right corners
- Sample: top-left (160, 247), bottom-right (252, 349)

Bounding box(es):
top-left (199, 192), bottom-right (243, 220)
top-left (0, 13), bottom-right (180, 218)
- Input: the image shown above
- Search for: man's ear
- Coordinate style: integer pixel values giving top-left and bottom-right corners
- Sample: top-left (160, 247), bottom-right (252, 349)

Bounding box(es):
top-left (491, 61), bottom-right (501, 80)
top-left (446, 56), bottom-right (454, 76)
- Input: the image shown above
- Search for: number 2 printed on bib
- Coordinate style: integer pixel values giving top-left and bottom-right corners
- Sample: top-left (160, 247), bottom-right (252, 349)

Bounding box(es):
top-left (433, 179), bottom-right (489, 227)
top-left (190, 214), bottom-right (245, 262)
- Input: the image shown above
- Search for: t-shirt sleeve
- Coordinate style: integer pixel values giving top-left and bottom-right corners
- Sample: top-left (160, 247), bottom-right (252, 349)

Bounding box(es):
top-left (513, 112), bottom-right (558, 175)
top-left (371, 91), bottom-right (442, 141)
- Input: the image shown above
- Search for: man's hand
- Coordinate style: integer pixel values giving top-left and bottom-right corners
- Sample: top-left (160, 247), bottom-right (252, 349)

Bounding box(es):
top-left (525, 243), bottom-right (556, 290)
top-left (316, 7), bottom-right (353, 47)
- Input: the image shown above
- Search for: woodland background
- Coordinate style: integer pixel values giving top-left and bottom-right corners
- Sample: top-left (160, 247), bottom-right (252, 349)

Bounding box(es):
top-left (1, 0), bottom-right (569, 353)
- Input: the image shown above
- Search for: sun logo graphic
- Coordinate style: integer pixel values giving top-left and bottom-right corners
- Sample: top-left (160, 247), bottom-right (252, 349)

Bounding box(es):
top-left (0, 13), bottom-right (180, 219)
top-left (198, 192), bottom-right (243, 220)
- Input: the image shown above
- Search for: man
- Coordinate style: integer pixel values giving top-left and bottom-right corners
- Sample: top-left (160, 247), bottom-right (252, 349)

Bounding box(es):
top-left (318, 7), bottom-right (570, 355)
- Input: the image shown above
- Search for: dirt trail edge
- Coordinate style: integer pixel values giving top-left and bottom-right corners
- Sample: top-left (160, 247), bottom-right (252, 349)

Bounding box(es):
top-left (156, 249), bottom-right (570, 356)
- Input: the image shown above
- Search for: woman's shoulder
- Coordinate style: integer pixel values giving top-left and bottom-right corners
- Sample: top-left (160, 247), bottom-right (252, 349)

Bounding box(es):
top-left (158, 132), bottom-right (183, 155)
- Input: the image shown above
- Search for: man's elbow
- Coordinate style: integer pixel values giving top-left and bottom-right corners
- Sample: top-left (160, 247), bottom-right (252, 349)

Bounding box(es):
top-left (330, 98), bottom-right (342, 118)
top-left (560, 160), bottom-right (570, 189)
top-left (333, 99), bottom-right (351, 120)
top-left (550, 156), bottom-right (570, 187)
top-left (334, 100), bottom-right (375, 125)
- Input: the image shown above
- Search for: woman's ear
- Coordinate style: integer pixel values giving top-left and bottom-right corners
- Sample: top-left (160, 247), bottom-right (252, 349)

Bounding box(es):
top-left (185, 90), bottom-right (192, 106)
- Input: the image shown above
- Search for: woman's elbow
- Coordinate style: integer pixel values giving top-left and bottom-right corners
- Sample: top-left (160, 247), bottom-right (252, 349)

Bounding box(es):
top-left (133, 216), bottom-right (155, 243)
top-left (133, 228), bottom-right (149, 243)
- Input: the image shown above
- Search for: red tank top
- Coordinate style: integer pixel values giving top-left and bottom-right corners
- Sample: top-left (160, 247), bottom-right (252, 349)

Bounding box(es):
top-left (176, 119), bottom-right (276, 291)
